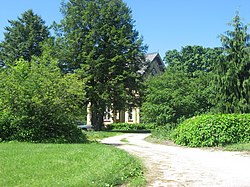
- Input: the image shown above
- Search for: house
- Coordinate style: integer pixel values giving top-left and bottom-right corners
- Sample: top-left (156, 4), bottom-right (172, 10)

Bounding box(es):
top-left (138, 52), bottom-right (165, 77)
top-left (86, 52), bottom-right (165, 125)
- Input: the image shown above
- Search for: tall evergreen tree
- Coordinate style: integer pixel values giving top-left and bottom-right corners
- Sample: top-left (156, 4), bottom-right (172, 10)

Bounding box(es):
top-left (215, 12), bottom-right (250, 113)
top-left (57, 0), bottom-right (147, 130)
top-left (0, 9), bottom-right (50, 65)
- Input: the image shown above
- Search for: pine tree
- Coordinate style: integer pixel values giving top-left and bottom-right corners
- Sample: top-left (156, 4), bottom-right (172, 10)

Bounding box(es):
top-left (57, 0), bottom-right (147, 130)
top-left (0, 9), bottom-right (50, 65)
top-left (215, 12), bottom-right (250, 113)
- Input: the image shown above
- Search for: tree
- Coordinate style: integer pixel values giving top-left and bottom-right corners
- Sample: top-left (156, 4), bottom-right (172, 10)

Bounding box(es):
top-left (162, 45), bottom-right (222, 114)
top-left (215, 12), bottom-right (250, 113)
top-left (0, 9), bottom-right (50, 66)
top-left (0, 54), bottom-right (87, 143)
top-left (141, 45), bottom-right (223, 126)
top-left (141, 69), bottom-right (210, 126)
top-left (164, 45), bottom-right (222, 76)
top-left (57, 0), bottom-right (147, 130)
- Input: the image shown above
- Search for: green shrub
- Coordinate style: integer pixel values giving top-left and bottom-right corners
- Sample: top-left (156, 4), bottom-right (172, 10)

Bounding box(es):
top-left (0, 57), bottom-right (87, 143)
top-left (108, 123), bottom-right (154, 131)
top-left (0, 111), bottom-right (87, 143)
top-left (172, 114), bottom-right (250, 147)
top-left (0, 111), bottom-right (13, 142)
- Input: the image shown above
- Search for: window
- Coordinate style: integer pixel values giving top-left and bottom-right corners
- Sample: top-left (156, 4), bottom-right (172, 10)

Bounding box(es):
top-left (152, 68), bottom-right (156, 76)
top-left (128, 108), bottom-right (133, 121)
top-left (104, 108), bottom-right (111, 121)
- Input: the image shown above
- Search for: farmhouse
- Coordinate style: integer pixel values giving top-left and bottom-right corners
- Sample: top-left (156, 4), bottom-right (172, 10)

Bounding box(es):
top-left (86, 52), bottom-right (165, 125)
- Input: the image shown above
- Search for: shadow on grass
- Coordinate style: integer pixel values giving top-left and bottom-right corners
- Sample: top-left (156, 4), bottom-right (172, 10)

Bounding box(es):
top-left (106, 130), bottom-right (151, 133)
top-left (102, 142), bottom-right (124, 146)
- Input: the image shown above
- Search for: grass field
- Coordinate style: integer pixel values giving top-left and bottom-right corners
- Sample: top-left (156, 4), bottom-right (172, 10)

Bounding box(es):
top-left (0, 142), bottom-right (145, 187)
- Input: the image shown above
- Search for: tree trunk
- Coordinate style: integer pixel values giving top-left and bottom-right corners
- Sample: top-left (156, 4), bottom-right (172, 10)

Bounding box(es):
top-left (113, 110), bottom-right (117, 123)
top-left (91, 102), bottom-right (104, 131)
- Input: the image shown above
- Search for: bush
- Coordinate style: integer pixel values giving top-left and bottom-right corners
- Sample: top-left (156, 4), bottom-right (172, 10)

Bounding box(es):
top-left (172, 114), bottom-right (250, 147)
top-left (107, 123), bottom-right (154, 131)
top-left (0, 110), bottom-right (87, 144)
top-left (0, 57), bottom-right (87, 143)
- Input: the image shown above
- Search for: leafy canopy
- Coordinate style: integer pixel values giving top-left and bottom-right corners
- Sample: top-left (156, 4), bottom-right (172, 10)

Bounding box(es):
top-left (141, 69), bottom-right (210, 126)
top-left (142, 46), bottom-right (221, 126)
top-left (164, 45), bottom-right (222, 76)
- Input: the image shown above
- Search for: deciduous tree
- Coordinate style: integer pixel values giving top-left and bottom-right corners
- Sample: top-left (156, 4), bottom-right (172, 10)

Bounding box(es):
top-left (164, 45), bottom-right (222, 76)
top-left (142, 45), bottom-right (223, 125)
top-left (141, 70), bottom-right (210, 126)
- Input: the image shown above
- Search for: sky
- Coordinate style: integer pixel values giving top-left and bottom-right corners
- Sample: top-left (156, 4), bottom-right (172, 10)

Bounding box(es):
top-left (1, 0), bottom-right (250, 58)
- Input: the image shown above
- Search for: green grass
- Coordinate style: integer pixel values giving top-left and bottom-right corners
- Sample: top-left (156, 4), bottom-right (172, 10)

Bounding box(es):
top-left (145, 135), bottom-right (167, 144)
top-left (223, 142), bottom-right (250, 152)
top-left (120, 138), bottom-right (129, 143)
top-left (0, 142), bottom-right (145, 187)
top-left (84, 131), bottom-right (121, 141)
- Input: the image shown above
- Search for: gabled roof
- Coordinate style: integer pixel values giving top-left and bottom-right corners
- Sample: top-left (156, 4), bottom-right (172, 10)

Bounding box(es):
top-left (139, 52), bottom-right (165, 75)
top-left (145, 52), bottom-right (164, 66)
top-left (145, 52), bottom-right (159, 62)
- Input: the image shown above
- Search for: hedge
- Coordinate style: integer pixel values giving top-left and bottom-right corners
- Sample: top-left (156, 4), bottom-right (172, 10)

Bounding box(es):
top-left (107, 123), bottom-right (154, 131)
top-left (172, 114), bottom-right (250, 147)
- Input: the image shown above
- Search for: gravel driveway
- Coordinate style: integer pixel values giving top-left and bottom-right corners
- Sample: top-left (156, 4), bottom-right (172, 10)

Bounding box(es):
top-left (101, 133), bottom-right (250, 187)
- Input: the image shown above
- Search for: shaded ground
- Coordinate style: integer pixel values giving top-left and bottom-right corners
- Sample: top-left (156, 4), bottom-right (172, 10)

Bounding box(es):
top-left (101, 133), bottom-right (250, 187)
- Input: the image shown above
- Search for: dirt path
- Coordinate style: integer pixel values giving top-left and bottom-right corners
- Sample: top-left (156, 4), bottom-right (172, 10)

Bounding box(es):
top-left (101, 133), bottom-right (250, 187)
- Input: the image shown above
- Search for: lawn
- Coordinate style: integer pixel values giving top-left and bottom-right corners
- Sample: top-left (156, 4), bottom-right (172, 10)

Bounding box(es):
top-left (84, 131), bottom-right (121, 141)
top-left (0, 142), bottom-right (145, 187)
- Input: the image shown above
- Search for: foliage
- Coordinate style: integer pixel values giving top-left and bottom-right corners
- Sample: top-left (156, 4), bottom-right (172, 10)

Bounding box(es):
top-left (172, 114), bottom-right (250, 147)
top-left (150, 124), bottom-right (176, 140)
top-left (0, 142), bottom-right (145, 187)
top-left (164, 45), bottom-right (222, 76)
top-left (214, 12), bottom-right (250, 113)
top-left (143, 14), bottom-right (250, 146)
top-left (142, 45), bottom-right (222, 126)
top-left (56, 0), bottom-right (147, 130)
top-left (107, 123), bottom-right (154, 131)
top-left (223, 142), bottom-right (250, 152)
top-left (0, 55), bottom-right (86, 143)
top-left (0, 9), bottom-right (50, 66)
top-left (141, 69), bottom-right (211, 126)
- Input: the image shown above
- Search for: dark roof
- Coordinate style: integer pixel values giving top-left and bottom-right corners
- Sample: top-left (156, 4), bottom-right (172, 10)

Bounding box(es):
top-left (138, 52), bottom-right (165, 75)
